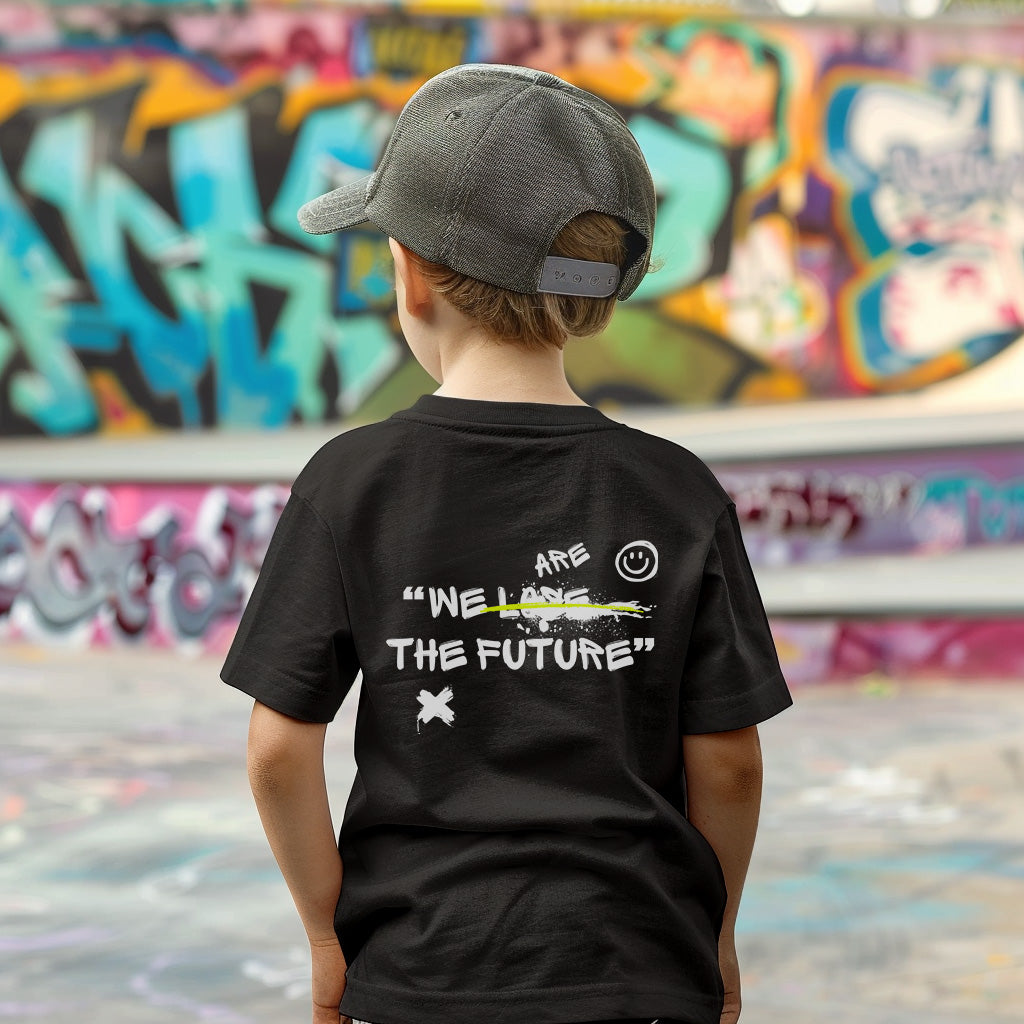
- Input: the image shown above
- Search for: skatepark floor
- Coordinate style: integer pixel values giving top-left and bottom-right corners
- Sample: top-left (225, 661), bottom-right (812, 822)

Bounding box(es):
top-left (2, 642), bottom-right (1022, 1023)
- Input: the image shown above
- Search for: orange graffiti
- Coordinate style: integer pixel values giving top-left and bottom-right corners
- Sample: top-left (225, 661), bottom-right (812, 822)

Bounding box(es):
top-left (89, 370), bottom-right (153, 436)
top-left (656, 32), bottom-right (780, 144)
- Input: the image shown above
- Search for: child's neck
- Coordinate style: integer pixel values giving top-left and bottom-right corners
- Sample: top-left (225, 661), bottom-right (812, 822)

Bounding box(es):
top-left (431, 333), bottom-right (587, 407)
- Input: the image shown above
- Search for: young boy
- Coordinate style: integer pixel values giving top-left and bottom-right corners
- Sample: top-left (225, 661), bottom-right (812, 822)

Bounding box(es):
top-left (220, 63), bottom-right (793, 1024)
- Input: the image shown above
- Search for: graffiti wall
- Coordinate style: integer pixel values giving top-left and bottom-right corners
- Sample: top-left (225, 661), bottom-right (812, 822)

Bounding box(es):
top-left (3, 440), bottom-right (1023, 674)
top-left (0, 4), bottom-right (1022, 437)
top-left (0, 482), bottom-right (288, 648)
top-left (716, 448), bottom-right (1024, 561)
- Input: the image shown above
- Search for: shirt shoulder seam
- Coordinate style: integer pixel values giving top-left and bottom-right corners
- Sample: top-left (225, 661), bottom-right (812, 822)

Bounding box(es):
top-left (291, 487), bottom-right (332, 533)
top-left (287, 490), bottom-right (357, 644)
top-left (699, 498), bottom-right (736, 572)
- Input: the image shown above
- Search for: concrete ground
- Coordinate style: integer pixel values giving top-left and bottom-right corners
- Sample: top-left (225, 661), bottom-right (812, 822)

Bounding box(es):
top-left (1, 643), bottom-right (1022, 1024)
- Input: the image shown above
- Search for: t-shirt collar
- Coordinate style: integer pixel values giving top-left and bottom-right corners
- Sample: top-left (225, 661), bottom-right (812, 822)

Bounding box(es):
top-left (394, 393), bottom-right (619, 428)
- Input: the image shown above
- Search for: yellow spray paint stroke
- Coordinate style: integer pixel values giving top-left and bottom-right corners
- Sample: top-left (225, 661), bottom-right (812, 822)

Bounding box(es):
top-left (479, 602), bottom-right (647, 614)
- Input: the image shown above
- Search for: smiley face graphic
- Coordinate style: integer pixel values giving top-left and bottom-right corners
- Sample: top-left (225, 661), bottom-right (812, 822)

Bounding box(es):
top-left (614, 540), bottom-right (658, 582)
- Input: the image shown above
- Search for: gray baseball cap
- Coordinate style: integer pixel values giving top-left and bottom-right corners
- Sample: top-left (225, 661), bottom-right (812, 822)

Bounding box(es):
top-left (296, 63), bottom-right (656, 300)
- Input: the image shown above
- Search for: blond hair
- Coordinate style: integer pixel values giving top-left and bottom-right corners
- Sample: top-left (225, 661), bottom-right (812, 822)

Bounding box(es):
top-left (403, 211), bottom-right (643, 351)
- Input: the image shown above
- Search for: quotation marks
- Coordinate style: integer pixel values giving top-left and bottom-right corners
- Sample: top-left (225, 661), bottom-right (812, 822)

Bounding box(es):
top-left (615, 540), bottom-right (658, 582)
top-left (404, 586), bottom-right (426, 599)
top-left (416, 685), bottom-right (455, 732)
top-left (634, 638), bottom-right (655, 652)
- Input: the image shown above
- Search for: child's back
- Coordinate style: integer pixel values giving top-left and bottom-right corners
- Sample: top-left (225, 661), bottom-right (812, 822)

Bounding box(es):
top-left (221, 62), bottom-right (793, 1024)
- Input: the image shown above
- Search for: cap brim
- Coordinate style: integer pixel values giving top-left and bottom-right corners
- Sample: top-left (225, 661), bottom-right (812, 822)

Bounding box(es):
top-left (297, 173), bottom-right (374, 235)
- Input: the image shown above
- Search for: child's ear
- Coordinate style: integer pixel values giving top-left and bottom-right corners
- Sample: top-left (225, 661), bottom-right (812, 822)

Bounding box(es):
top-left (388, 238), bottom-right (435, 322)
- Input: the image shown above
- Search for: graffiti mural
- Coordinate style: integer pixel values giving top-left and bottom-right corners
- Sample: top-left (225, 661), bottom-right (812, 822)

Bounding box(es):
top-left (0, 4), bottom-right (1021, 437)
top-left (0, 482), bottom-right (288, 647)
top-left (822, 61), bottom-right (1024, 391)
top-left (718, 447), bottom-right (1024, 561)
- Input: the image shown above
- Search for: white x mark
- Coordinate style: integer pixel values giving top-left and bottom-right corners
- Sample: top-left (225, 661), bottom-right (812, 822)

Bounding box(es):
top-left (416, 686), bottom-right (455, 732)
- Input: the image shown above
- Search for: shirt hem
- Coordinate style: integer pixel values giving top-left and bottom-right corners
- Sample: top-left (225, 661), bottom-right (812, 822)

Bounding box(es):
top-left (339, 976), bottom-right (724, 1024)
top-left (219, 650), bottom-right (339, 723)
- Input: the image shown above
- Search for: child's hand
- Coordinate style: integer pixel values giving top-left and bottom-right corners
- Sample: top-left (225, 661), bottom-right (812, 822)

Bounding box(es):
top-left (718, 931), bottom-right (741, 1023)
top-left (309, 935), bottom-right (348, 1024)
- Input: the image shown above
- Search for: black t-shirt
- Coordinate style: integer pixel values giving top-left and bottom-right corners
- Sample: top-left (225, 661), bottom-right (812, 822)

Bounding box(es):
top-left (220, 393), bottom-right (793, 1024)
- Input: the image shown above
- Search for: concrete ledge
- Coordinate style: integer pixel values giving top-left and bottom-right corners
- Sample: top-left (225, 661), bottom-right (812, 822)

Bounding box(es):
top-left (757, 543), bottom-right (1024, 617)
top-left (1, 393), bottom-right (1022, 482)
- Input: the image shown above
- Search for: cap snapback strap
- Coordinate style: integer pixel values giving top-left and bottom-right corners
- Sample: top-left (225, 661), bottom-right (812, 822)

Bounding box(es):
top-left (538, 256), bottom-right (620, 298)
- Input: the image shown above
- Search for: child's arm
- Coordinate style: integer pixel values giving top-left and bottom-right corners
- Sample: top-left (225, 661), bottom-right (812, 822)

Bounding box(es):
top-left (682, 724), bottom-right (764, 1024)
top-left (247, 699), bottom-right (349, 1022)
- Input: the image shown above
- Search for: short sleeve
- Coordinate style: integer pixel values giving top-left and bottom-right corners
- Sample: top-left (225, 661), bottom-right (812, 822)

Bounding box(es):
top-left (679, 502), bottom-right (794, 734)
top-left (219, 490), bottom-right (361, 723)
